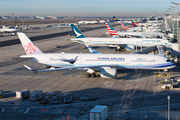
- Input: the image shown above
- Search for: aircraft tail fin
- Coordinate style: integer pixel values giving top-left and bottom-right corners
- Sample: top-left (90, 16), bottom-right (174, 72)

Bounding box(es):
top-left (105, 21), bottom-right (118, 35)
top-left (70, 24), bottom-right (86, 38)
top-left (14, 25), bottom-right (19, 29)
top-left (97, 18), bottom-right (101, 21)
top-left (133, 19), bottom-right (140, 26)
top-left (132, 21), bottom-right (138, 27)
top-left (17, 32), bottom-right (43, 55)
top-left (120, 21), bottom-right (130, 30)
top-left (113, 16), bottom-right (118, 21)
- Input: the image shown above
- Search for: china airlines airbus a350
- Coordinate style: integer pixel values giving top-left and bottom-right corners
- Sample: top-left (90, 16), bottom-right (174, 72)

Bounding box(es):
top-left (17, 32), bottom-right (175, 79)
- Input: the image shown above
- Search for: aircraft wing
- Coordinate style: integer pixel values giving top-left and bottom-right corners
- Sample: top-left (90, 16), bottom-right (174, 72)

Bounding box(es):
top-left (24, 64), bottom-right (119, 72)
top-left (85, 44), bottom-right (101, 54)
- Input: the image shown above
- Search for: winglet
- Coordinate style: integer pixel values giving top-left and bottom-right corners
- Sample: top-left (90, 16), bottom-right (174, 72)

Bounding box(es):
top-left (24, 65), bottom-right (37, 72)
top-left (85, 44), bottom-right (101, 54)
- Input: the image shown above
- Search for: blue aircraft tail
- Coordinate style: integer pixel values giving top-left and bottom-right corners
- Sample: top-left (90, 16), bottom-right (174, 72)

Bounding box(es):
top-left (97, 18), bottom-right (101, 21)
top-left (14, 25), bottom-right (19, 29)
top-left (70, 24), bottom-right (86, 38)
top-left (113, 16), bottom-right (119, 21)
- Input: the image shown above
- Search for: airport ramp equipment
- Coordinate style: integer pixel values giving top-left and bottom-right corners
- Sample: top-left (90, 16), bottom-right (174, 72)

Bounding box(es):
top-left (89, 105), bottom-right (108, 120)
top-left (80, 95), bottom-right (97, 101)
top-left (157, 46), bottom-right (165, 56)
top-left (45, 92), bottom-right (57, 102)
top-left (15, 89), bottom-right (29, 99)
top-left (63, 92), bottom-right (72, 103)
top-left (29, 90), bottom-right (42, 101)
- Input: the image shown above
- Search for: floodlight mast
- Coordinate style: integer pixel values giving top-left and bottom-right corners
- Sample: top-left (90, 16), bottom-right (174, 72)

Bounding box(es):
top-left (170, 6), bottom-right (176, 18)
top-left (171, 2), bottom-right (180, 18)
top-left (169, 8), bottom-right (174, 18)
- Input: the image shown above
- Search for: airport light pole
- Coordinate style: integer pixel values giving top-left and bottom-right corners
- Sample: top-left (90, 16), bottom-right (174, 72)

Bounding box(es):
top-left (169, 8), bottom-right (174, 18)
top-left (0, 17), bottom-right (1, 27)
top-left (171, 2), bottom-right (180, 43)
top-left (170, 6), bottom-right (176, 18)
top-left (167, 95), bottom-right (170, 120)
top-left (171, 2), bottom-right (180, 18)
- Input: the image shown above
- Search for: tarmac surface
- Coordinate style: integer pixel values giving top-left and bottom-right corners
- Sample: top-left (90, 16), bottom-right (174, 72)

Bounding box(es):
top-left (0, 23), bottom-right (180, 120)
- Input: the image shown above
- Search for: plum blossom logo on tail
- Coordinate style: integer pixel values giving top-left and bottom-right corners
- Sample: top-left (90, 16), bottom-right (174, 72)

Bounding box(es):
top-left (24, 42), bottom-right (36, 54)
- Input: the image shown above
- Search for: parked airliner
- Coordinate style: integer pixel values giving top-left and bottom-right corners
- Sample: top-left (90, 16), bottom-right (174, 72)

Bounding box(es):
top-left (132, 19), bottom-right (152, 27)
top-left (70, 24), bottom-right (171, 51)
top-left (0, 25), bottom-right (19, 32)
top-left (105, 21), bottom-right (164, 38)
top-left (78, 18), bottom-right (100, 24)
top-left (121, 21), bottom-right (162, 32)
top-left (17, 32), bottom-right (175, 79)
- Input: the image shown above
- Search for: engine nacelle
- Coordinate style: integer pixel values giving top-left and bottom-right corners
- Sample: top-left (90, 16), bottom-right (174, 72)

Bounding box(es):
top-left (100, 67), bottom-right (117, 78)
top-left (125, 44), bottom-right (135, 51)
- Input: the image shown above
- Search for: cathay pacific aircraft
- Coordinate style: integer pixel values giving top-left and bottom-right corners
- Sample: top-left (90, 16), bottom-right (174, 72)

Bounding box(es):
top-left (70, 24), bottom-right (171, 51)
top-left (17, 32), bottom-right (175, 79)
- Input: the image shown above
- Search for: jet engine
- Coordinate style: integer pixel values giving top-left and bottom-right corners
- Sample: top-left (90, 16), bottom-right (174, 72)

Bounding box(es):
top-left (125, 44), bottom-right (135, 51)
top-left (100, 67), bottom-right (117, 78)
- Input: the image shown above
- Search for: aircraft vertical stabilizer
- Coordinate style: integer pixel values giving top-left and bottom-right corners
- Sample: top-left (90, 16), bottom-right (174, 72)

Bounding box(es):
top-left (70, 24), bottom-right (86, 38)
top-left (105, 21), bottom-right (118, 35)
top-left (17, 32), bottom-right (43, 55)
top-left (120, 21), bottom-right (130, 30)
top-left (133, 19), bottom-right (140, 27)
top-left (15, 25), bottom-right (19, 29)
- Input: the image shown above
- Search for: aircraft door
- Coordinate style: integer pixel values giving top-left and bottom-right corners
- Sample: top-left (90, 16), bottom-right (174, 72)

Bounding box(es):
top-left (157, 58), bottom-right (160, 64)
top-left (45, 56), bottom-right (49, 63)
top-left (126, 58), bottom-right (130, 64)
top-left (79, 57), bottom-right (83, 63)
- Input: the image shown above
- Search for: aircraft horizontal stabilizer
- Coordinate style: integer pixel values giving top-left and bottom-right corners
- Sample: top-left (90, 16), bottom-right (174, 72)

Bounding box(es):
top-left (85, 44), bottom-right (101, 54)
top-left (24, 65), bottom-right (37, 72)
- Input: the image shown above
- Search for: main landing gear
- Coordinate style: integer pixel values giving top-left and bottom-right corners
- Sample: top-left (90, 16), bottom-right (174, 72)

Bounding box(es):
top-left (86, 73), bottom-right (100, 78)
top-left (163, 72), bottom-right (168, 76)
top-left (115, 46), bottom-right (125, 51)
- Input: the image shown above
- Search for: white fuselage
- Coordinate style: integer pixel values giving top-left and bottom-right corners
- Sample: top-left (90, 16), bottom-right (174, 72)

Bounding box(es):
top-left (21, 53), bottom-right (176, 70)
top-left (105, 31), bottom-right (164, 37)
top-left (128, 27), bottom-right (162, 32)
top-left (137, 23), bottom-right (152, 27)
top-left (78, 21), bottom-right (98, 24)
top-left (71, 37), bottom-right (171, 47)
top-left (0, 28), bottom-right (18, 32)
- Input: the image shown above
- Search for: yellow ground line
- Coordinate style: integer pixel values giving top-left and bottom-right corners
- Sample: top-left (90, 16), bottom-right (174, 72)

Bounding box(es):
top-left (135, 73), bottom-right (137, 77)
top-left (12, 79), bottom-right (18, 81)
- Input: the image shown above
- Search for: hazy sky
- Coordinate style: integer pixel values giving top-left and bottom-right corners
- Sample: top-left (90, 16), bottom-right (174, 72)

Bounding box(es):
top-left (0, 0), bottom-right (180, 17)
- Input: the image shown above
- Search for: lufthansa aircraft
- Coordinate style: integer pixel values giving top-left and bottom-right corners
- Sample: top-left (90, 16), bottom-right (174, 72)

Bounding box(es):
top-left (0, 25), bottom-right (19, 32)
top-left (70, 24), bottom-right (171, 51)
top-left (17, 32), bottom-right (175, 79)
